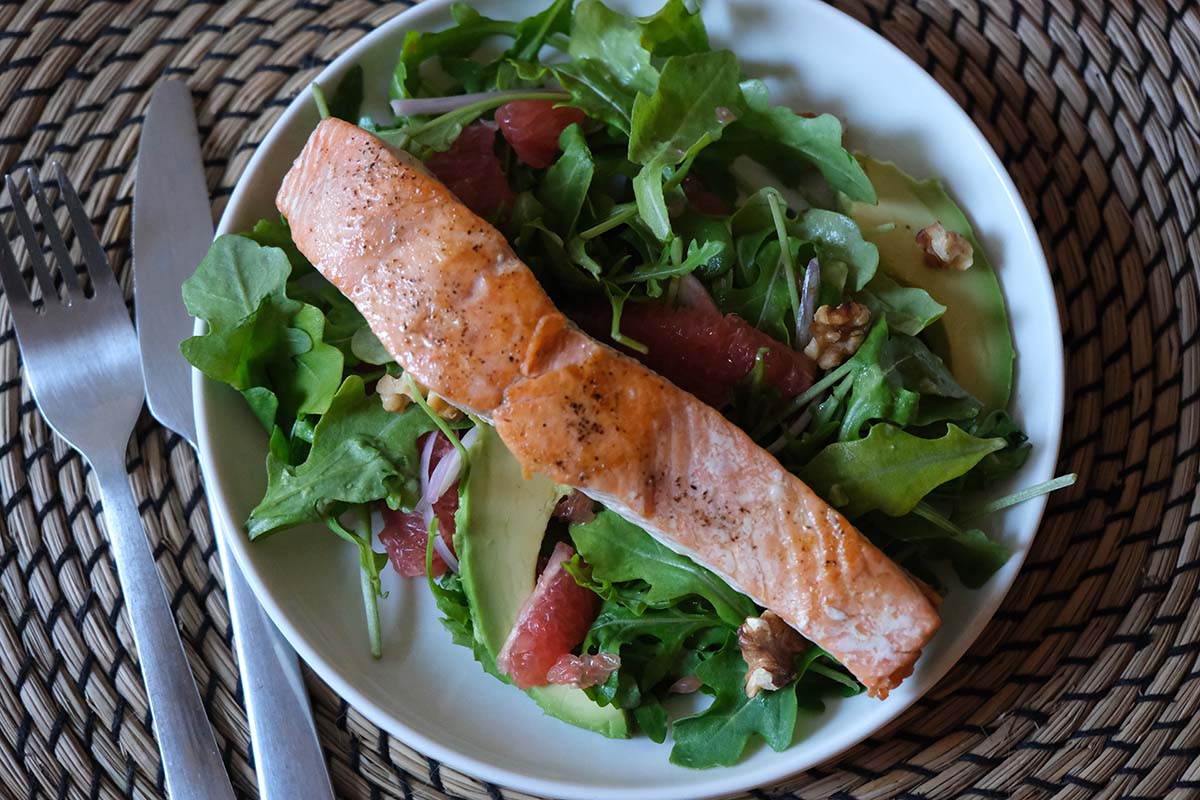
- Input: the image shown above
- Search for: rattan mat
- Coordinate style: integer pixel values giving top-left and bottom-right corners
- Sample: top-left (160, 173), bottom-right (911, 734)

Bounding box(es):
top-left (0, 0), bottom-right (1197, 798)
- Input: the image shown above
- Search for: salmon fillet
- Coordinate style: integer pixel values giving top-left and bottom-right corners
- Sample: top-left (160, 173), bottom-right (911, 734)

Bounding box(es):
top-left (277, 118), bottom-right (941, 698)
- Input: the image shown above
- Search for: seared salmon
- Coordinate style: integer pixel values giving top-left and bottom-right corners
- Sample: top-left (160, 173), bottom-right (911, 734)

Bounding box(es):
top-left (277, 118), bottom-right (940, 698)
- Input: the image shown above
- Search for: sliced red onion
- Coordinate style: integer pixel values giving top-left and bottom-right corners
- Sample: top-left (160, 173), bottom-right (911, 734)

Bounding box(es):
top-left (433, 533), bottom-right (460, 574)
top-left (676, 274), bottom-right (720, 316)
top-left (796, 257), bottom-right (820, 348)
top-left (670, 675), bottom-right (703, 694)
top-left (418, 432), bottom-right (436, 498)
top-left (415, 426), bottom-right (484, 524)
top-left (390, 88), bottom-right (556, 117)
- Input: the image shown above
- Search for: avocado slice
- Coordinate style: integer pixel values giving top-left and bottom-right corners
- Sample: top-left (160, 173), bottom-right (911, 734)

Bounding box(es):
top-left (841, 157), bottom-right (1015, 410)
top-left (454, 425), bottom-right (628, 738)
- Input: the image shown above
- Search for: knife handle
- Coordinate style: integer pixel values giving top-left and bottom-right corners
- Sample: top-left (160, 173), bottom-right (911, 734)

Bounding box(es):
top-left (215, 519), bottom-right (335, 800)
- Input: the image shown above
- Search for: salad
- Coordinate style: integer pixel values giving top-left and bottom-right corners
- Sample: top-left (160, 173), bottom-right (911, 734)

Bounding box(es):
top-left (183, 0), bottom-right (1072, 769)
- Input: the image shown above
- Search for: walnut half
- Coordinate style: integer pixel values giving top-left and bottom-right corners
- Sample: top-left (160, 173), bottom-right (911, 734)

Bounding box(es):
top-left (376, 374), bottom-right (462, 420)
top-left (738, 611), bottom-right (810, 698)
top-left (803, 302), bottom-right (871, 369)
top-left (915, 221), bottom-right (974, 271)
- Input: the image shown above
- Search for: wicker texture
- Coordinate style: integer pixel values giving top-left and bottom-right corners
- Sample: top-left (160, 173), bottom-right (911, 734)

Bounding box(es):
top-left (0, 0), bottom-right (1196, 797)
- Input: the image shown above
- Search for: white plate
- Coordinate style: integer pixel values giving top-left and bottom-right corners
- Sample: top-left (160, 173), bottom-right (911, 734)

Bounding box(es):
top-left (194, 1), bottom-right (1064, 797)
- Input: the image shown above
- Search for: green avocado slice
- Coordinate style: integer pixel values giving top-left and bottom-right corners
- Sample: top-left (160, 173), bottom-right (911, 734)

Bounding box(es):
top-left (841, 157), bottom-right (1015, 410)
top-left (455, 425), bottom-right (628, 738)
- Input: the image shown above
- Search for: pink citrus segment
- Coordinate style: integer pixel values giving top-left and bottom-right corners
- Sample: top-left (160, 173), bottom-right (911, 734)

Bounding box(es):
top-left (425, 122), bottom-right (515, 220)
top-left (572, 297), bottom-right (815, 407)
top-left (496, 100), bottom-right (587, 169)
top-left (378, 432), bottom-right (459, 578)
top-left (496, 542), bottom-right (601, 689)
top-left (546, 652), bottom-right (621, 689)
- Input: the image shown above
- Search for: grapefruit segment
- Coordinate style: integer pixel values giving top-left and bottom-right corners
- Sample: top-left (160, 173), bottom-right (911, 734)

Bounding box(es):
top-left (425, 122), bottom-right (515, 220)
top-left (547, 652), bottom-right (621, 689)
top-left (496, 541), bottom-right (601, 689)
top-left (496, 100), bottom-right (587, 169)
top-left (572, 294), bottom-right (815, 407)
top-left (379, 432), bottom-right (459, 578)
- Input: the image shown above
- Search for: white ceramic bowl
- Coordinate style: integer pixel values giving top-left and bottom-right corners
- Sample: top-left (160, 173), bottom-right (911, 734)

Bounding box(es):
top-left (194, 1), bottom-right (1064, 797)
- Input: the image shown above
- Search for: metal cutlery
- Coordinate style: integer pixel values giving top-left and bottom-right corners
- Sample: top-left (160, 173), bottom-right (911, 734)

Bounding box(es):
top-left (0, 164), bottom-right (236, 800)
top-left (133, 79), bottom-right (334, 800)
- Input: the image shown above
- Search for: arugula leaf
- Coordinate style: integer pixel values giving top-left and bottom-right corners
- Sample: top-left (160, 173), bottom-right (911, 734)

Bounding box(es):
top-left (287, 276), bottom-right (367, 361)
top-left (634, 698), bottom-right (670, 744)
top-left (727, 79), bottom-right (875, 203)
top-left (273, 303), bottom-right (344, 418)
top-left (581, 601), bottom-right (728, 705)
top-left (508, 0), bottom-right (573, 62)
top-left (884, 333), bottom-right (980, 425)
top-left (676, 211), bottom-right (734, 279)
top-left (247, 376), bottom-right (437, 538)
top-left (801, 423), bottom-right (1005, 518)
top-left (637, 0), bottom-right (709, 56)
top-left (325, 505), bottom-right (388, 657)
top-left (349, 325), bottom-right (392, 366)
top-left (392, 3), bottom-right (517, 98)
top-left (953, 409), bottom-right (1031, 489)
top-left (791, 208), bottom-right (878, 292)
top-left (182, 235), bottom-right (293, 344)
top-left (328, 65), bottom-right (364, 123)
top-left (538, 123), bottom-right (594, 233)
top-left (838, 320), bottom-right (918, 440)
top-left (712, 236), bottom-right (802, 343)
top-left (556, 0), bottom-right (662, 131)
top-left (555, 60), bottom-right (643, 134)
top-left (183, 235), bottom-right (343, 423)
top-left (242, 387), bottom-right (279, 433)
top-left (669, 645), bottom-right (797, 768)
top-left (857, 271), bottom-right (945, 336)
top-left (246, 217), bottom-right (312, 278)
top-left (613, 239), bottom-right (724, 284)
top-left (181, 237), bottom-right (294, 391)
top-left (728, 186), bottom-right (776, 235)
top-left (883, 504), bottom-right (1011, 588)
top-left (628, 50), bottom-right (742, 166)
top-left (182, 234), bottom-right (346, 426)
top-left (629, 51), bottom-right (743, 240)
top-left (569, 510), bottom-right (757, 626)
top-left (569, 0), bottom-right (659, 95)
top-left (384, 91), bottom-right (568, 156)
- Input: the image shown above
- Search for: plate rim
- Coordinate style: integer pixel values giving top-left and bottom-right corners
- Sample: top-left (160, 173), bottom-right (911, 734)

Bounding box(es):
top-left (193, 1), bottom-right (1065, 797)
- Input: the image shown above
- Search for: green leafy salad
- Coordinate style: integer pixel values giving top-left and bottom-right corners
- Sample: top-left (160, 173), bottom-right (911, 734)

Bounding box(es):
top-left (183, 0), bottom-right (1072, 769)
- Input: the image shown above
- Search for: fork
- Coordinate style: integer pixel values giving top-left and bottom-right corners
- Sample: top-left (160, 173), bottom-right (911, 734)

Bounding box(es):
top-left (0, 164), bottom-right (236, 800)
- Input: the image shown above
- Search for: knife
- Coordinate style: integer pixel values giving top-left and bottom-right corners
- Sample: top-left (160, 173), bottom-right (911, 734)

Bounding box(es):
top-left (133, 79), bottom-right (334, 800)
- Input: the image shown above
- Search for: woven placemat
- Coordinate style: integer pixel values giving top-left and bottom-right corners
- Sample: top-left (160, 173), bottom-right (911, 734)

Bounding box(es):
top-left (0, 0), bottom-right (1197, 797)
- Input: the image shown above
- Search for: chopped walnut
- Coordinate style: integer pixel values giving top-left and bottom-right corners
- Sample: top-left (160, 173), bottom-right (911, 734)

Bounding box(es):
top-left (803, 302), bottom-right (871, 369)
top-left (915, 221), bottom-right (974, 271)
top-left (738, 611), bottom-right (809, 698)
top-left (376, 374), bottom-right (462, 420)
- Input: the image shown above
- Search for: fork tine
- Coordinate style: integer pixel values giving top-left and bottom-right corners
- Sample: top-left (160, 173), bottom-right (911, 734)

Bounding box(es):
top-left (0, 223), bottom-right (34, 325)
top-left (29, 168), bottom-right (82, 300)
top-left (6, 172), bottom-right (60, 308)
top-left (54, 162), bottom-right (118, 297)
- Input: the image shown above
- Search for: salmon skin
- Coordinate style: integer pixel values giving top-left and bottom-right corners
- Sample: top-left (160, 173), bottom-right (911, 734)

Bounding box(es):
top-left (277, 118), bottom-right (941, 698)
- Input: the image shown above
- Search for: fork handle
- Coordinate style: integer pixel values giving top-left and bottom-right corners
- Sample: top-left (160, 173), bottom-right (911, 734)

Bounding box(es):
top-left (93, 453), bottom-right (236, 800)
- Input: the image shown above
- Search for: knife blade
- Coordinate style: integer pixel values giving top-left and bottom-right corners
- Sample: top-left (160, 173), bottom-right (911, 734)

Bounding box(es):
top-left (133, 79), bottom-right (334, 800)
